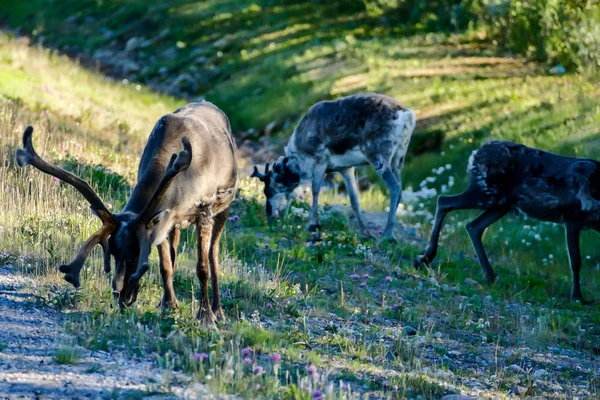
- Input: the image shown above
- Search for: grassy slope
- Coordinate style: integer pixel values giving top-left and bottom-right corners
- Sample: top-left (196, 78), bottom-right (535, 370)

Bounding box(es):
top-left (1, 3), bottom-right (600, 399)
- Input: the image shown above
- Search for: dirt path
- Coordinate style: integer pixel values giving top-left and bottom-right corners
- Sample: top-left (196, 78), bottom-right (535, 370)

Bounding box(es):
top-left (0, 265), bottom-right (212, 400)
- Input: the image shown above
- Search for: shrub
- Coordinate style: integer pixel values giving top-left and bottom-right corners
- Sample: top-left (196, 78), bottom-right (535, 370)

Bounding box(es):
top-left (477, 0), bottom-right (600, 71)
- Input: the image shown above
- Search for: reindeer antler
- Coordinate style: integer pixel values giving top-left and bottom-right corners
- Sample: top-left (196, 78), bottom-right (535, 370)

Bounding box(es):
top-left (16, 126), bottom-right (114, 219)
top-left (251, 163), bottom-right (271, 182)
top-left (15, 126), bottom-right (117, 288)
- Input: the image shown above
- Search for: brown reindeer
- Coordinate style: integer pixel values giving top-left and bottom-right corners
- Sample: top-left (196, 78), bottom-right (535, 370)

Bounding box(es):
top-left (415, 140), bottom-right (600, 303)
top-left (16, 101), bottom-right (238, 327)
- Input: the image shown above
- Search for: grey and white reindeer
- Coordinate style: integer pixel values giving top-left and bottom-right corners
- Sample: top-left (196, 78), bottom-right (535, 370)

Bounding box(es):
top-left (252, 93), bottom-right (416, 241)
top-left (415, 140), bottom-right (600, 303)
top-left (16, 101), bottom-right (238, 327)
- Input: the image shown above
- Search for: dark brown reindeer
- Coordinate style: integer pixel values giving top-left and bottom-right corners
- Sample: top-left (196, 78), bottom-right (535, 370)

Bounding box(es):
top-left (252, 93), bottom-right (416, 241)
top-left (16, 101), bottom-right (238, 327)
top-left (415, 140), bottom-right (600, 303)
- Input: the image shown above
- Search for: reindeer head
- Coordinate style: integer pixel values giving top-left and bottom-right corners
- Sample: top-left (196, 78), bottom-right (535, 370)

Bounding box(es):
top-left (251, 156), bottom-right (300, 218)
top-left (16, 126), bottom-right (192, 307)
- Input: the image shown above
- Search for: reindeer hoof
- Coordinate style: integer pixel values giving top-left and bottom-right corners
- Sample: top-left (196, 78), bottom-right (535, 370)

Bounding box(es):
top-left (63, 273), bottom-right (80, 288)
top-left (360, 229), bottom-right (373, 239)
top-left (213, 306), bottom-right (226, 322)
top-left (159, 297), bottom-right (179, 311)
top-left (308, 223), bottom-right (321, 232)
top-left (378, 235), bottom-right (397, 245)
top-left (571, 294), bottom-right (592, 305)
top-left (58, 264), bottom-right (70, 274)
top-left (197, 307), bottom-right (217, 329)
top-left (485, 272), bottom-right (497, 284)
top-left (413, 254), bottom-right (428, 270)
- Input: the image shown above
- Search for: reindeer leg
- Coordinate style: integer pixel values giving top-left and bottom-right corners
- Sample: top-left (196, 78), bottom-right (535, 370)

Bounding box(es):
top-left (308, 164), bottom-right (327, 233)
top-left (170, 228), bottom-right (181, 270)
top-left (565, 222), bottom-right (587, 303)
top-left (466, 207), bottom-right (509, 284)
top-left (415, 191), bottom-right (482, 269)
top-left (339, 167), bottom-right (371, 238)
top-left (196, 215), bottom-right (216, 328)
top-left (374, 163), bottom-right (401, 242)
top-left (157, 237), bottom-right (178, 310)
top-left (210, 209), bottom-right (228, 322)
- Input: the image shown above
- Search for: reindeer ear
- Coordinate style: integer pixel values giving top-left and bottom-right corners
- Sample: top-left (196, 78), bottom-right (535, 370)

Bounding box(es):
top-left (147, 209), bottom-right (171, 230)
top-left (250, 163), bottom-right (271, 182)
top-left (250, 166), bottom-right (261, 179)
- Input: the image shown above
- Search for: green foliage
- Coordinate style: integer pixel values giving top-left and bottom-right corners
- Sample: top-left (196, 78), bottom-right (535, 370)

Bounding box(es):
top-left (477, 0), bottom-right (600, 70)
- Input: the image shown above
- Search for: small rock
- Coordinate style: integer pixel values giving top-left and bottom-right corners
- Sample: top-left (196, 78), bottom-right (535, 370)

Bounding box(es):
top-left (532, 369), bottom-right (548, 380)
top-left (433, 331), bottom-right (443, 339)
top-left (441, 395), bottom-right (476, 400)
top-left (505, 364), bottom-right (526, 375)
top-left (548, 383), bottom-right (563, 391)
top-left (416, 337), bottom-right (427, 345)
top-left (510, 385), bottom-right (527, 395)
top-left (403, 326), bottom-right (417, 336)
top-left (125, 37), bottom-right (142, 53)
top-left (434, 370), bottom-right (454, 380)
top-left (464, 278), bottom-right (482, 289)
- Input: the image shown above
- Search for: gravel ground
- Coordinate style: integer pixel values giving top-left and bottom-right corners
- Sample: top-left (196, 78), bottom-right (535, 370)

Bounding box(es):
top-left (0, 265), bottom-right (216, 400)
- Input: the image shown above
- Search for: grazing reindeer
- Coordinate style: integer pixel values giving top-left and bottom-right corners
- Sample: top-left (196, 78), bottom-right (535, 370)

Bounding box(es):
top-left (16, 101), bottom-right (238, 327)
top-left (415, 140), bottom-right (600, 303)
top-left (252, 93), bottom-right (416, 241)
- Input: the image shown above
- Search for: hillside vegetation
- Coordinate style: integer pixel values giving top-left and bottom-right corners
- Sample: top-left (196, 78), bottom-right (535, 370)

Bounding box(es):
top-left (0, 1), bottom-right (599, 399)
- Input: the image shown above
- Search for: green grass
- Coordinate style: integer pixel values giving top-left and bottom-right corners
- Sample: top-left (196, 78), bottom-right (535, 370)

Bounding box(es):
top-left (0, 8), bottom-right (600, 399)
top-left (54, 346), bottom-right (81, 365)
